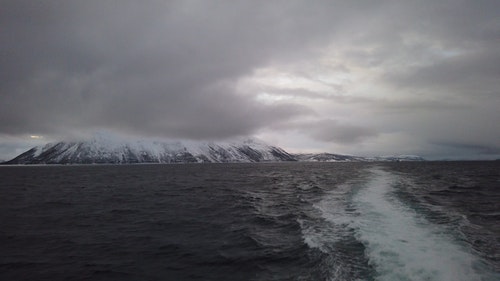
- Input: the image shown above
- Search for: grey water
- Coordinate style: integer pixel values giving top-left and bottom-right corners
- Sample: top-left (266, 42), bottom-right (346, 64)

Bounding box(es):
top-left (0, 162), bottom-right (499, 280)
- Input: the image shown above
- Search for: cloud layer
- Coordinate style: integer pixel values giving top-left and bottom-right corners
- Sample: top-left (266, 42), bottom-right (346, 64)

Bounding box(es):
top-left (1, 0), bottom-right (499, 159)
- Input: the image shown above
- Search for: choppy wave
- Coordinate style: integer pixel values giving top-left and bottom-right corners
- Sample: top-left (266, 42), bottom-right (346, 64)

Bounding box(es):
top-left (0, 162), bottom-right (498, 280)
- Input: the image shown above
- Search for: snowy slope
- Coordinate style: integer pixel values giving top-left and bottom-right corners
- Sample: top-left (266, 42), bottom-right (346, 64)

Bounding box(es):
top-left (5, 134), bottom-right (296, 164)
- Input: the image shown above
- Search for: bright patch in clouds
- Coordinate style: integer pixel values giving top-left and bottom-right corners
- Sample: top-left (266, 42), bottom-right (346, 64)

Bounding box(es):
top-left (247, 68), bottom-right (336, 92)
top-left (235, 47), bottom-right (394, 155)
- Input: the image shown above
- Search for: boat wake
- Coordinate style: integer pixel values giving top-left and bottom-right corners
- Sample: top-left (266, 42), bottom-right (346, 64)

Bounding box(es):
top-left (301, 167), bottom-right (498, 281)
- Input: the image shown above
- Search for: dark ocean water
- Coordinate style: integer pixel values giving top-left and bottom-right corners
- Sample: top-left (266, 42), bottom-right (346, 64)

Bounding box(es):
top-left (0, 162), bottom-right (499, 281)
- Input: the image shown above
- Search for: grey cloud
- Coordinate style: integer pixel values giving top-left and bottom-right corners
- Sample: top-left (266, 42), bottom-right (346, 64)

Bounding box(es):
top-left (371, 97), bottom-right (470, 114)
top-left (432, 141), bottom-right (500, 154)
top-left (338, 1), bottom-right (500, 97)
top-left (309, 120), bottom-right (377, 144)
top-left (1, 0), bottom-right (499, 159)
top-left (429, 141), bottom-right (500, 160)
top-left (384, 48), bottom-right (500, 94)
top-left (288, 119), bottom-right (378, 144)
top-left (1, 1), bottom-right (346, 138)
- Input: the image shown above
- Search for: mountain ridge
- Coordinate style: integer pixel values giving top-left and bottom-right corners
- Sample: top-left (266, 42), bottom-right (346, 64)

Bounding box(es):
top-left (4, 136), bottom-right (296, 164)
top-left (3, 135), bottom-right (425, 164)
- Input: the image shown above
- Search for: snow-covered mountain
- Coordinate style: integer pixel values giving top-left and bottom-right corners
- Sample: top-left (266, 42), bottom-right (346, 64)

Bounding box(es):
top-left (3, 133), bottom-right (426, 164)
top-left (5, 134), bottom-right (296, 164)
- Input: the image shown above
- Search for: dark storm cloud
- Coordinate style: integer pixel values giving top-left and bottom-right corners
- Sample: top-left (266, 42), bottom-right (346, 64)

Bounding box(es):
top-left (1, 0), bottom-right (499, 159)
top-left (0, 0), bottom-right (351, 139)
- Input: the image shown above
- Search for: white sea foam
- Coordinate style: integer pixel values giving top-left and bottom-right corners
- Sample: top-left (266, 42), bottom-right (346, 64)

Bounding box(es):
top-left (347, 168), bottom-right (495, 281)
top-left (300, 167), bottom-right (499, 281)
top-left (300, 181), bottom-right (368, 281)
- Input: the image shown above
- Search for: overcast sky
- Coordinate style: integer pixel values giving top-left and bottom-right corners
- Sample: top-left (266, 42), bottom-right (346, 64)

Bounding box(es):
top-left (1, 0), bottom-right (499, 160)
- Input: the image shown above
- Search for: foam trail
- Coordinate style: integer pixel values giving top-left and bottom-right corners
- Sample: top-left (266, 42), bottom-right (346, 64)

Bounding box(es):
top-left (302, 180), bottom-right (374, 281)
top-left (348, 168), bottom-right (496, 281)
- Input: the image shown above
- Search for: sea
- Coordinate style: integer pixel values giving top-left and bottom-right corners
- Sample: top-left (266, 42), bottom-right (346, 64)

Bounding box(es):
top-left (0, 162), bottom-right (499, 281)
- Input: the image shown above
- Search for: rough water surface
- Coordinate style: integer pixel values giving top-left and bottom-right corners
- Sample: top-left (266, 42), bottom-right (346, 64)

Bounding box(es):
top-left (0, 162), bottom-right (499, 280)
